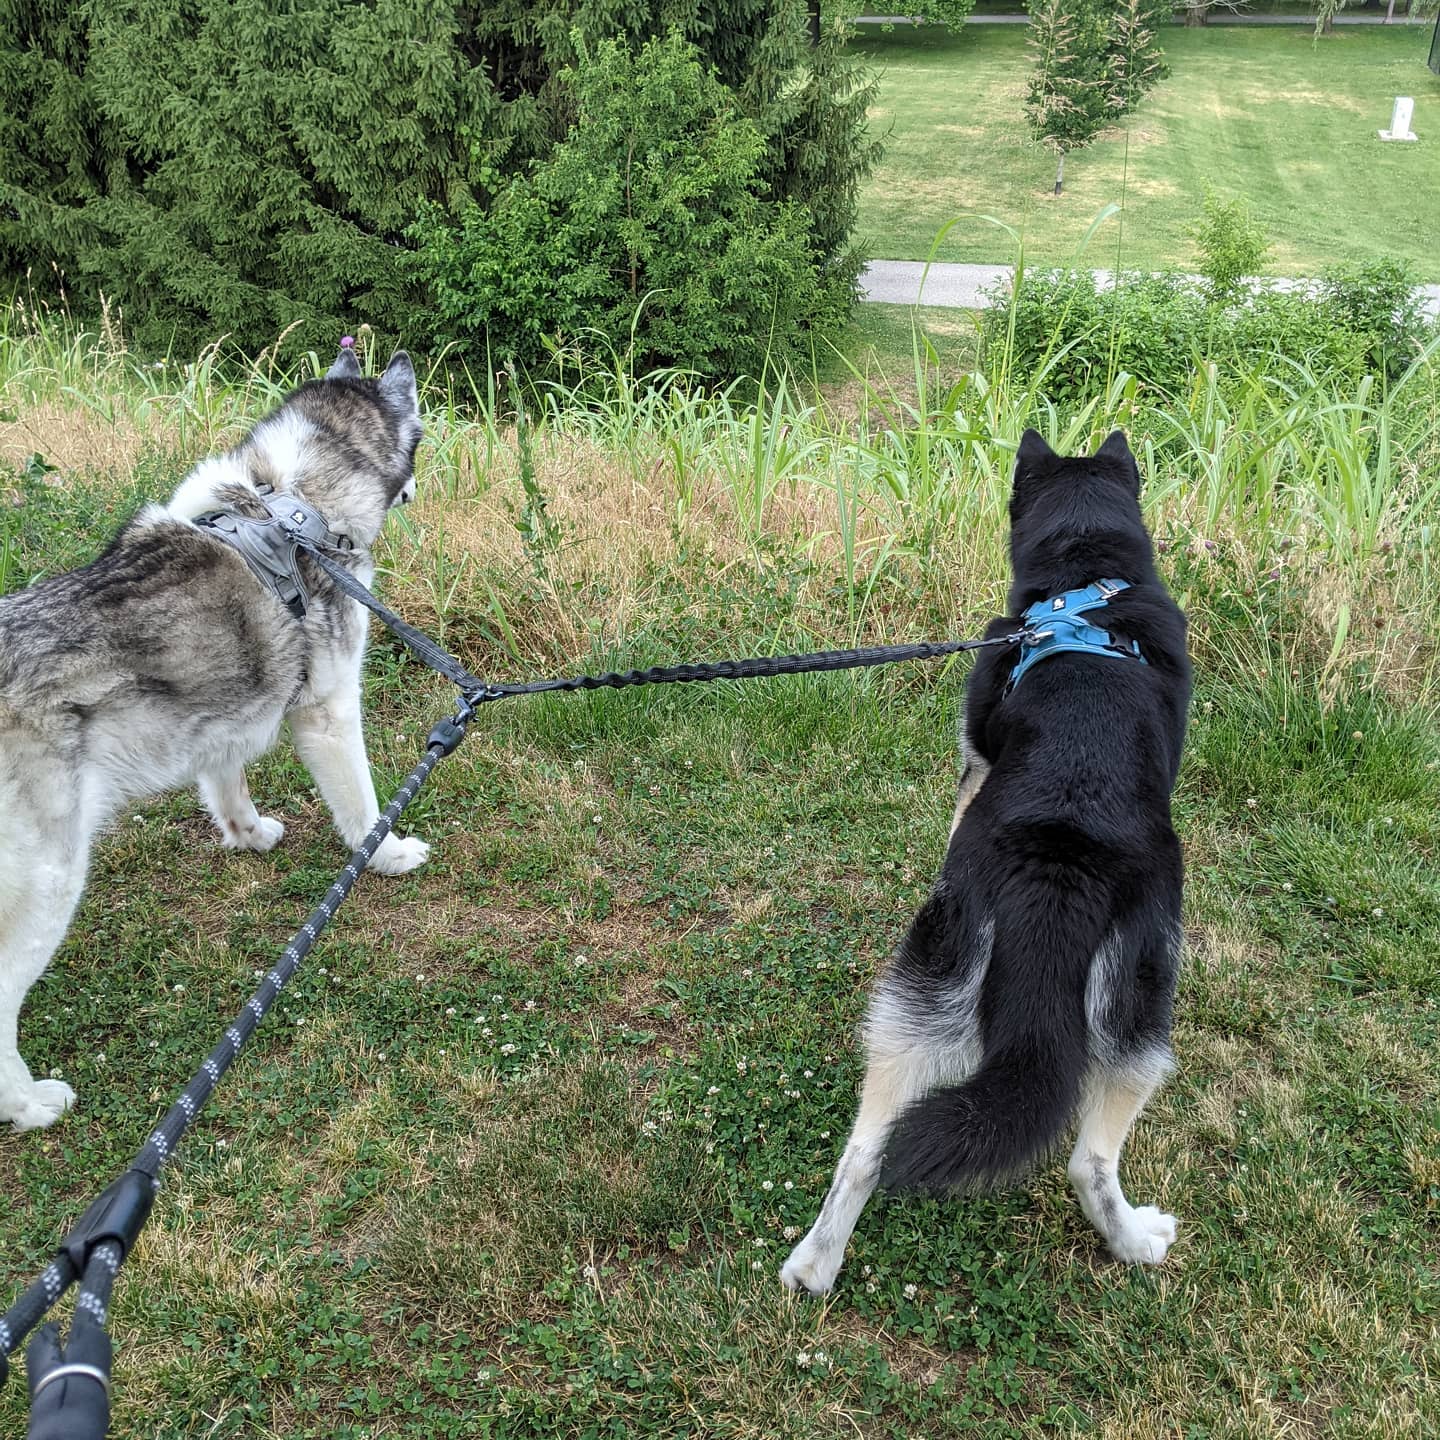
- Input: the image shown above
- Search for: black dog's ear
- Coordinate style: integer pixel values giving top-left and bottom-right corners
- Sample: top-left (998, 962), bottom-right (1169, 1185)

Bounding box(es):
top-left (1096, 428), bottom-right (1141, 494)
top-left (1096, 429), bottom-right (1131, 462)
top-left (327, 347), bottom-right (362, 380)
top-left (1016, 428), bottom-right (1058, 473)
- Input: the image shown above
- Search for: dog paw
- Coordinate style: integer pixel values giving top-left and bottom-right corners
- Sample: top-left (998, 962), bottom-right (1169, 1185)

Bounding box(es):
top-left (780, 1240), bottom-right (842, 1297)
top-left (370, 834), bottom-right (430, 876)
top-left (6, 1079), bottom-right (77, 1132)
top-left (223, 815), bottom-right (285, 852)
top-left (1108, 1206), bottom-right (1177, 1265)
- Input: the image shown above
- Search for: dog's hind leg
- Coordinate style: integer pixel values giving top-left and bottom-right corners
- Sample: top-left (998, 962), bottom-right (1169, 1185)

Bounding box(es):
top-left (780, 1051), bottom-right (927, 1296)
top-left (782, 978), bottom-right (976, 1296)
top-left (1067, 1054), bottom-right (1176, 1264)
top-left (0, 822), bottom-right (88, 1130)
top-left (948, 737), bottom-right (991, 842)
top-left (200, 766), bottom-right (284, 852)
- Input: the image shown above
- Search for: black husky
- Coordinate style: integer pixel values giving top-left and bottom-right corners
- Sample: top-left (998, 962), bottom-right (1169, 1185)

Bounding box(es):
top-left (782, 429), bottom-right (1192, 1295)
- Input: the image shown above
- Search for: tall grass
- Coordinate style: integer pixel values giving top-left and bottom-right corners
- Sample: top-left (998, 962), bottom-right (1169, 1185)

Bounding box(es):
top-left (3, 270), bottom-right (1437, 694)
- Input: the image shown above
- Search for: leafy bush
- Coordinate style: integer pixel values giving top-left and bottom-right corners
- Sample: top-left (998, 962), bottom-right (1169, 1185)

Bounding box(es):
top-left (1, 2), bottom-right (874, 361)
top-left (1319, 259), bottom-right (1430, 381)
top-left (1190, 188), bottom-right (1271, 303)
top-left (981, 264), bottom-right (1432, 406)
top-left (409, 33), bottom-right (847, 381)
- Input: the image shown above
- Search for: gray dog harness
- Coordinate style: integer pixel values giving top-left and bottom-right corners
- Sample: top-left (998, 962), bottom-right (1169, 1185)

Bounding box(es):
top-left (193, 489), bottom-right (352, 620)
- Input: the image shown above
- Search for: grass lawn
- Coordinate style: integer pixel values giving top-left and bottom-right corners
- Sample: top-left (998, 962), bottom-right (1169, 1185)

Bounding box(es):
top-left (854, 24), bottom-right (1440, 278)
top-left (1, 332), bottom-right (1438, 1438)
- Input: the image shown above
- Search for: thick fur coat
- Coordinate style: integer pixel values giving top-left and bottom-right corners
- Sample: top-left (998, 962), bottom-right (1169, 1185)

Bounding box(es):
top-left (0, 349), bottom-right (429, 1130)
top-left (782, 429), bottom-right (1192, 1295)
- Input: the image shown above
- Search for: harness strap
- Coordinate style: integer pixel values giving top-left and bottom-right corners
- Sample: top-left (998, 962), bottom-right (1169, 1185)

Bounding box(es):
top-left (193, 490), bottom-right (352, 620)
top-left (1007, 578), bottom-right (1146, 695)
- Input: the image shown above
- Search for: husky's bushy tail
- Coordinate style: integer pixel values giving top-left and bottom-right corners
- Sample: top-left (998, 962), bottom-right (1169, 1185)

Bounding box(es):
top-left (880, 835), bottom-right (1117, 1192)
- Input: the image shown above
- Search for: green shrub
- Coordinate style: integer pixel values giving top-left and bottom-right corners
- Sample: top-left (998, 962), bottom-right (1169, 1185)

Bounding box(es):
top-left (1, 2), bottom-right (874, 361)
top-left (1319, 258), bottom-right (1432, 381)
top-left (1190, 188), bottom-right (1271, 304)
top-left (981, 263), bottom-right (1429, 406)
top-left (409, 33), bottom-right (844, 381)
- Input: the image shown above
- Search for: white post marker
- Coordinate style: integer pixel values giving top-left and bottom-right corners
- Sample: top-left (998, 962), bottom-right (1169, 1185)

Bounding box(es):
top-left (1379, 96), bottom-right (1418, 142)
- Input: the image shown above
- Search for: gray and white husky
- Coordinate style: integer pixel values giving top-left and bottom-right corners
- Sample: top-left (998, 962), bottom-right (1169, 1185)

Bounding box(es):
top-left (0, 348), bottom-right (430, 1131)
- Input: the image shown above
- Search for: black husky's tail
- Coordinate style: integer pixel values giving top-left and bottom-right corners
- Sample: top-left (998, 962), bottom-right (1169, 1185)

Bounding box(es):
top-left (880, 866), bottom-right (1112, 1192)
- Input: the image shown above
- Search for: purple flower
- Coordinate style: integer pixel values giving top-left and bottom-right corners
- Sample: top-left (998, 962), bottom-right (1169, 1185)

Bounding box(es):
top-left (1269, 568), bottom-right (1281, 580)
top-left (1157, 539), bottom-right (1169, 553)
top-left (1204, 540), bottom-right (1217, 553)
top-left (340, 335), bottom-right (355, 349)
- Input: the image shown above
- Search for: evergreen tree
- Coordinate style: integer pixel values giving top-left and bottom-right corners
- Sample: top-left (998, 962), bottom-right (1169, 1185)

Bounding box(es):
top-left (0, 1), bottom-right (877, 361)
top-left (1025, 0), bottom-right (1110, 196)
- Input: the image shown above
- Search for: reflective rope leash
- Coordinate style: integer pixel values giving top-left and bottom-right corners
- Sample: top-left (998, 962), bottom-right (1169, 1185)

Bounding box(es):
top-left (3, 533), bottom-right (1026, 1437)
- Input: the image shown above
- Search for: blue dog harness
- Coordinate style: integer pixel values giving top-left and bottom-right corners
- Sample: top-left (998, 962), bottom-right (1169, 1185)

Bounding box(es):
top-left (1006, 578), bottom-right (1147, 695)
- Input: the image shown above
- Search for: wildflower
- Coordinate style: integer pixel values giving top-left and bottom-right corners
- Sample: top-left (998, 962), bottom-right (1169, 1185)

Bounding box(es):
top-left (903, 1283), bottom-right (918, 1300)
top-left (762, 1180), bottom-right (774, 1192)
top-left (1281, 882), bottom-right (1293, 892)
top-left (416, 973), bottom-right (425, 983)
top-left (751, 1260), bottom-right (763, 1271)
top-left (592, 814), bottom-right (602, 825)
top-left (707, 1085), bottom-right (720, 1095)
top-left (1372, 907), bottom-right (1384, 918)
top-left (784, 1181), bottom-right (794, 1191)
top-left (173, 984), bottom-right (186, 995)
top-left (796, 1351), bottom-right (812, 1369)
top-left (446, 1007), bottom-right (456, 1017)
top-left (524, 999), bottom-right (537, 1011)
top-left (803, 1070), bottom-right (814, 1079)
top-left (500, 1042), bottom-right (517, 1055)
top-left (754, 1237), bottom-right (768, 1247)
top-left (340, 335), bottom-right (355, 349)
top-left (783, 1226), bottom-right (801, 1241)
top-left (1245, 797), bottom-right (1257, 809)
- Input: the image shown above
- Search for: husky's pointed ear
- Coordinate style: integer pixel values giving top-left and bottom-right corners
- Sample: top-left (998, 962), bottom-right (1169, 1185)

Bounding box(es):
top-left (1015, 428), bottom-right (1057, 473)
top-left (1096, 429), bottom-right (1131, 463)
top-left (378, 350), bottom-right (418, 413)
top-left (327, 347), bottom-right (361, 380)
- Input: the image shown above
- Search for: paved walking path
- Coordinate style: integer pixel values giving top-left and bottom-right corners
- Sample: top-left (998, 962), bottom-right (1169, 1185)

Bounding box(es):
top-left (860, 258), bottom-right (1440, 318)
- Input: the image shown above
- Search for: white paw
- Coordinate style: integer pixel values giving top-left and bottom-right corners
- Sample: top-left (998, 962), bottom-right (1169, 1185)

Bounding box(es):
top-left (1108, 1206), bottom-right (1177, 1265)
top-left (780, 1238), bottom-right (842, 1296)
top-left (370, 834), bottom-right (430, 876)
top-left (223, 815), bottom-right (285, 852)
top-left (6, 1079), bottom-right (77, 1132)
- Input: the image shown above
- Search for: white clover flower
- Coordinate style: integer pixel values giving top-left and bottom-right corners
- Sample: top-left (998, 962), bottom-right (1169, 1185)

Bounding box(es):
top-left (500, 1043), bottom-right (516, 1055)
top-left (446, 1007), bottom-right (456, 1017)
top-left (903, 1283), bottom-right (918, 1299)
top-left (762, 1180), bottom-right (774, 1192)
top-left (751, 1260), bottom-right (763, 1271)
top-left (525, 999), bottom-right (536, 1011)
top-left (784, 1181), bottom-right (794, 1191)
top-left (783, 1226), bottom-right (800, 1240)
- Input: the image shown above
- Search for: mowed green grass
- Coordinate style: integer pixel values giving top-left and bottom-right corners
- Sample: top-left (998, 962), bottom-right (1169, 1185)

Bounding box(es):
top-left (855, 24), bottom-right (1440, 278)
top-left (1, 397), bottom-right (1438, 1438)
